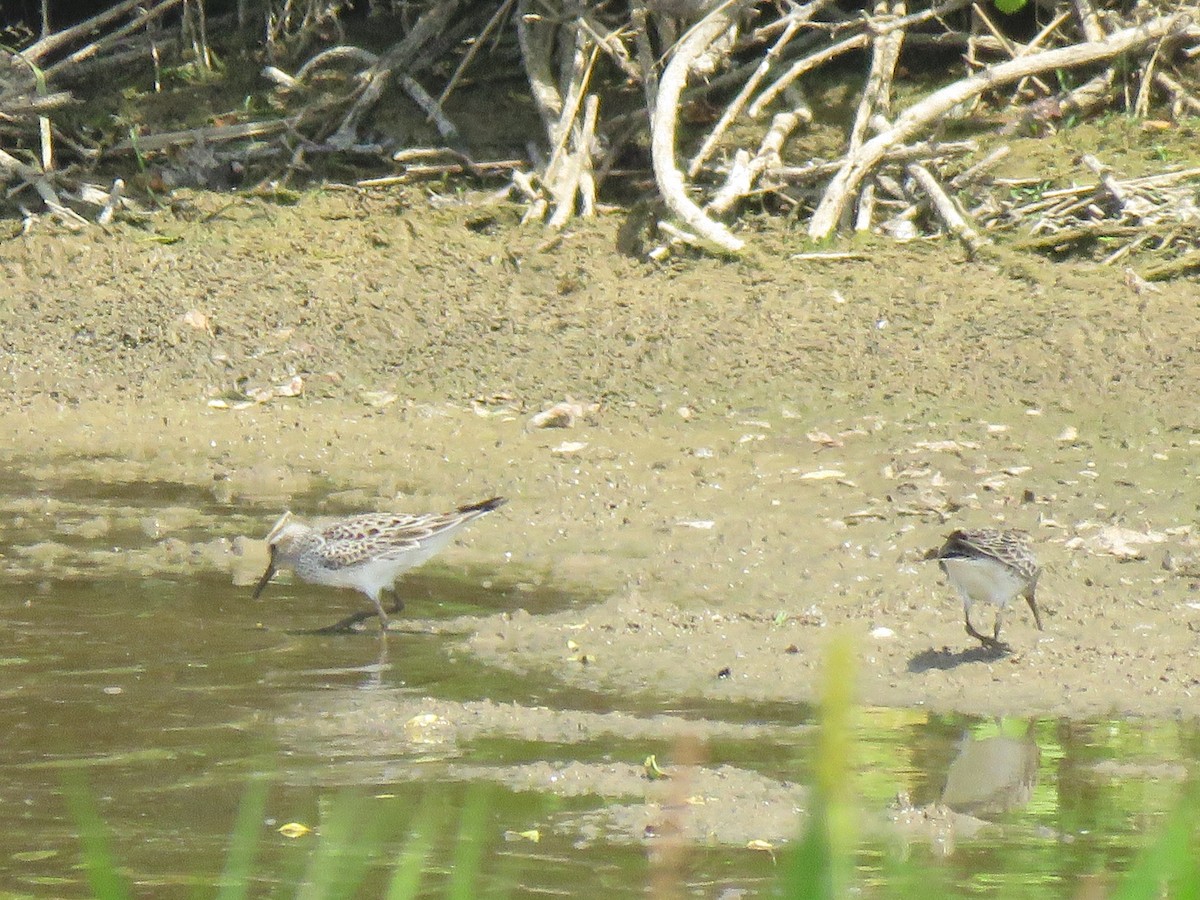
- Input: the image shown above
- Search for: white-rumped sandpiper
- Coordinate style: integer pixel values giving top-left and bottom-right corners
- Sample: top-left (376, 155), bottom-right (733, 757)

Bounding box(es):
top-left (253, 496), bottom-right (506, 630)
top-left (935, 528), bottom-right (1043, 650)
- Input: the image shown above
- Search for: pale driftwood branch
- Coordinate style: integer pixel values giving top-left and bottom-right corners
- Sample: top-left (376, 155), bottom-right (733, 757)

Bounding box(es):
top-left (262, 66), bottom-right (300, 89)
top-left (948, 146), bottom-right (1009, 189)
top-left (397, 74), bottom-right (463, 148)
top-left (516, 0), bottom-right (564, 134)
top-left (707, 108), bottom-right (803, 215)
top-left (848, 0), bottom-right (906, 155)
top-left (809, 13), bottom-right (1191, 239)
top-left (1072, 0), bottom-right (1106, 44)
top-left (907, 162), bottom-right (989, 255)
top-left (687, 6), bottom-right (814, 178)
top-left (22, 0), bottom-right (146, 64)
top-left (0, 92), bottom-right (74, 117)
top-left (577, 14), bottom-right (640, 83)
top-left (548, 92), bottom-right (600, 228)
top-left (438, 0), bottom-right (517, 108)
top-left (854, 180), bottom-right (876, 232)
top-left (295, 46), bottom-right (380, 80)
top-left (750, 0), bottom-right (973, 117)
top-left (0, 147), bottom-right (87, 228)
top-left (110, 118), bottom-right (294, 154)
top-left (41, 0), bottom-right (187, 80)
top-left (1081, 153), bottom-right (1127, 213)
top-left (652, 3), bottom-right (748, 254)
top-left (329, 0), bottom-right (465, 149)
top-left (771, 139), bottom-right (977, 183)
top-left (1155, 70), bottom-right (1200, 116)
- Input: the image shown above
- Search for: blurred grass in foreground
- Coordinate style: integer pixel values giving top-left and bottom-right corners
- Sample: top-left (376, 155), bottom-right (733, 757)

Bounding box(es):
top-left (64, 635), bottom-right (1199, 898)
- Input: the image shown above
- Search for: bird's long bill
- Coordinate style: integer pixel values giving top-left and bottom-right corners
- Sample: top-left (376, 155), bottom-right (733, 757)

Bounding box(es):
top-left (252, 547), bottom-right (277, 600)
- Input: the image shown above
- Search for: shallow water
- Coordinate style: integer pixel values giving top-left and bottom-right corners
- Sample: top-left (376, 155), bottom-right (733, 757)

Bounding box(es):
top-left (1, 478), bottom-right (1194, 897)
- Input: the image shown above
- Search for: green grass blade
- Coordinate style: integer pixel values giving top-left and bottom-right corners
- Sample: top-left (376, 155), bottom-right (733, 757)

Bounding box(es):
top-left (60, 770), bottom-right (131, 900)
top-left (1114, 781), bottom-right (1200, 900)
top-left (445, 786), bottom-right (492, 900)
top-left (384, 791), bottom-right (443, 900)
top-left (778, 632), bottom-right (856, 899)
top-left (215, 774), bottom-right (270, 900)
top-left (296, 792), bottom-right (395, 900)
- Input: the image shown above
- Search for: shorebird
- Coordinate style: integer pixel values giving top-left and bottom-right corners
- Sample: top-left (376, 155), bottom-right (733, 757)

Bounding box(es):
top-left (253, 497), bottom-right (506, 631)
top-left (934, 528), bottom-right (1043, 650)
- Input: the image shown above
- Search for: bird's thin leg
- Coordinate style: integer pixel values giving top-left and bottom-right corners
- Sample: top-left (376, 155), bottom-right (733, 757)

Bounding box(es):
top-left (367, 593), bottom-right (390, 631)
top-left (310, 610), bottom-right (376, 634)
top-left (387, 588), bottom-right (406, 615)
top-left (964, 607), bottom-right (991, 645)
top-left (965, 606), bottom-right (1004, 651)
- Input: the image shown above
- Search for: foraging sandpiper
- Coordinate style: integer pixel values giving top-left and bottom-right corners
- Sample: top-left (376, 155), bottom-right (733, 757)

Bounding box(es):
top-left (934, 528), bottom-right (1043, 650)
top-left (253, 496), bottom-right (506, 630)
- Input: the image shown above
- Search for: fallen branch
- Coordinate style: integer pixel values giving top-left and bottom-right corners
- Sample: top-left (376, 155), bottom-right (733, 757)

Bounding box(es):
top-left (906, 162), bottom-right (989, 255)
top-left (651, 4), bottom-right (749, 254)
top-left (809, 12), bottom-right (1191, 239)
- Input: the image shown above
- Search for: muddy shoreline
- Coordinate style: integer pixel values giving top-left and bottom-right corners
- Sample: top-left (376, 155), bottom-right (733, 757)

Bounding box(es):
top-left (4, 189), bottom-right (1200, 721)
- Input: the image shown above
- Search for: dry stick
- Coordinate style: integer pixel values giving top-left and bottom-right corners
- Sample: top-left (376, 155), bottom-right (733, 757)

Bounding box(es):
top-left (948, 145), bottom-right (1009, 189)
top-left (809, 13), bottom-right (1191, 240)
top-left (652, 3), bottom-right (749, 253)
top-left (22, 0), bottom-right (147, 64)
top-left (750, 31), bottom-right (870, 118)
top-left (577, 94), bottom-right (600, 216)
top-left (577, 15), bottom-right (641, 83)
top-left (707, 108), bottom-right (803, 215)
top-left (42, 0), bottom-right (187, 80)
top-left (110, 118), bottom-right (295, 153)
top-left (438, 0), bottom-right (516, 108)
top-left (330, 0), bottom-right (465, 149)
top-left (972, 1), bottom-right (1051, 99)
top-left (750, 0), bottom-right (973, 117)
top-left (1102, 231), bottom-right (1153, 267)
top-left (849, 0), bottom-right (906, 155)
top-left (548, 92), bottom-right (600, 228)
top-left (771, 138), bottom-right (977, 182)
top-left (687, 6), bottom-right (812, 178)
top-left (1079, 154), bottom-right (1154, 226)
top-left (296, 45), bottom-right (380, 81)
top-left (398, 74), bottom-right (463, 148)
top-left (516, 0), bottom-right (564, 133)
top-left (0, 146), bottom-right (85, 228)
top-left (907, 162), bottom-right (989, 254)
top-left (541, 33), bottom-right (598, 221)
top-left (1133, 32), bottom-right (1157, 117)
top-left (1143, 249), bottom-right (1200, 281)
top-left (1154, 70), bottom-right (1200, 115)
top-left (854, 181), bottom-right (876, 231)
top-left (0, 91), bottom-right (73, 116)
top-left (1072, 0), bottom-right (1105, 43)
top-left (630, 1), bottom-right (658, 119)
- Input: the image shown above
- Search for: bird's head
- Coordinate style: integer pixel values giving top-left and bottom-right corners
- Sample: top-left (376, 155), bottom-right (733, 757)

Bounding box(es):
top-left (253, 512), bottom-right (311, 598)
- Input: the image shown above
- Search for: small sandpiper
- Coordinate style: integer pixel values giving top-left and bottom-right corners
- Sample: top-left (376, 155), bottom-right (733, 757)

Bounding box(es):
top-left (934, 528), bottom-right (1043, 651)
top-left (253, 496), bottom-right (506, 631)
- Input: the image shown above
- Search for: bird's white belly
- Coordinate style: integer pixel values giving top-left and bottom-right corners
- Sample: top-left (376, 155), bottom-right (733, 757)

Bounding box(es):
top-left (942, 557), bottom-right (1025, 608)
top-left (295, 556), bottom-right (411, 596)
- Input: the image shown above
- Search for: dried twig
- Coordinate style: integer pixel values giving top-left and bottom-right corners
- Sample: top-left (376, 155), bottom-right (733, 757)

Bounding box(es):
top-left (906, 162), bottom-right (989, 255)
top-left (809, 13), bottom-right (1191, 239)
